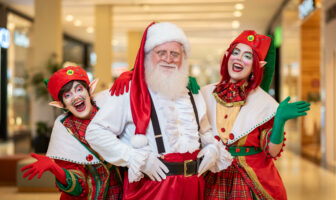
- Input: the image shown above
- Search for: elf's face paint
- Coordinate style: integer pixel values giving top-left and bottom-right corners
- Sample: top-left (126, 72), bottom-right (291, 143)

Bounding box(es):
top-left (228, 43), bottom-right (253, 83)
top-left (62, 81), bottom-right (93, 119)
top-left (150, 41), bottom-right (183, 73)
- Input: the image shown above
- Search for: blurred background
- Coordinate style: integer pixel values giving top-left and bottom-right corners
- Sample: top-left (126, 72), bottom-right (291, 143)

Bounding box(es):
top-left (0, 0), bottom-right (335, 199)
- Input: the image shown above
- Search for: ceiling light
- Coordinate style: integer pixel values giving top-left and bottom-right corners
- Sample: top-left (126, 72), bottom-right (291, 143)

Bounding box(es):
top-left (66, 15), bottom-right (74, 22)
top-left (74, 20), bottom-right (82, 27)
top-left (8, 22), bottom-right (15, 30)
top-left (233, 11), bottom-right (242, 17)
top-left (143, 5), bottom-right (150, 11)
top-left (86, 27), bottom-right (94, 33)
top-left (235, 3), bottom-right (244, 10)
top-left (232, 20), bottom-right (240, 29)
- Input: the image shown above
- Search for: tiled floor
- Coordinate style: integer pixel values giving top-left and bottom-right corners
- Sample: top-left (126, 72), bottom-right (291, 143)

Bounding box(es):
top-left (0, 151), bottom-right (335, 200)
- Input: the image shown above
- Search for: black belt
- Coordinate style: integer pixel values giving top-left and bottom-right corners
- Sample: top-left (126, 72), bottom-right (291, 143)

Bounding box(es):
top-left (160, 158), bottom-right (201, 177)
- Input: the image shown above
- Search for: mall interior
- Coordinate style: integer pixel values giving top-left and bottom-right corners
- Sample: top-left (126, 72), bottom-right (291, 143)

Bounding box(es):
top-left (0, 0), bottom-right (335, 199)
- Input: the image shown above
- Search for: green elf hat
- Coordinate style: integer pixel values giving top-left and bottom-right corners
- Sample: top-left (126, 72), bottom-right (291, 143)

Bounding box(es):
top-left (259, 35), bottom-right (275, 92)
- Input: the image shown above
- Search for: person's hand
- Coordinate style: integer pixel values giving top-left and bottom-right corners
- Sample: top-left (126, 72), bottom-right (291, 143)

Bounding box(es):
top-left (187, 76), bottom-right (200, 94)
top-left (197, 144), bottom-right (218, 176)
top-left (109, 71), bottom-right (133, 96)
top-left (141, 153), bottom-right (169, 182)
top-left (276, 97), bottom-right (310, 122)
top-left (21, 153), bottom-right (66, 184)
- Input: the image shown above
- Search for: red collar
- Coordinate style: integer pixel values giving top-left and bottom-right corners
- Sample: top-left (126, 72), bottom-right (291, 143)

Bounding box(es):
top-left (214, 80), bottom-right (248, 106)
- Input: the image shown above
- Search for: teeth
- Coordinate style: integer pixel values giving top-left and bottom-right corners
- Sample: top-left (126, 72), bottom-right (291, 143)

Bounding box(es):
top-left (74, 101), bottom-right (83, 106)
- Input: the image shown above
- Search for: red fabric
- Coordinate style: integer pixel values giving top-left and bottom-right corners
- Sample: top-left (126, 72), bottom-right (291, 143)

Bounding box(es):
top-left (215, 80), bottom-right (247, 104)
top-left (204, 163), bottom-right (264, 200)
top-left (63, 106), bottom-right (98, 145)
top-left (229, 30), bottom-right (271, 61)
top-left (123, 152), bottom-right (204, 200)
top-left (204, 119), bottom-right (287, 200)
top-left (56, 160), bottom-right (123, 200)
top-left (47, 66), bottom-right (90, 101)
top-left (130, 22), bottom-right (155, 136)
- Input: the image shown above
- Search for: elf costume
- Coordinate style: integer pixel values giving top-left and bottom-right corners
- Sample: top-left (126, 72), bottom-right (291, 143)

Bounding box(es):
top-left (201, 31), bottom-right (310, 200)
top-left (22, 66), bottom-right (123, 200)
top-left (86, 22), bottom-right (232, 200)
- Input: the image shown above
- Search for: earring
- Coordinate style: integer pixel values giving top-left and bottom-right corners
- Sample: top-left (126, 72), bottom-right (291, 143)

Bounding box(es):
top-left (250, 73), bottom-right (255, 81)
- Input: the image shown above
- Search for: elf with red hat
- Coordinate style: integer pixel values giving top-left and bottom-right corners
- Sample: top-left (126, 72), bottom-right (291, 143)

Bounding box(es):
top-left (21, 66), bottom-right (123, 200)
top-left (86, 22), bottom-right (232, 200)
top-left (200, 31), bottom-right (310, 199)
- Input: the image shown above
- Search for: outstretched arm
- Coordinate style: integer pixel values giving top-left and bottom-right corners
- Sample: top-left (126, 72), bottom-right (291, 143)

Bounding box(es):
top-left (21, 153), bottom-right (67, 185)
top-left (268, 97), bottom-right (310, 156)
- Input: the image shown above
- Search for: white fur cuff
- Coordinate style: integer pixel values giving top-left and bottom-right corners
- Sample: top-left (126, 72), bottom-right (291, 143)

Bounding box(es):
top-left (131, 134), bottom-right (148, 148)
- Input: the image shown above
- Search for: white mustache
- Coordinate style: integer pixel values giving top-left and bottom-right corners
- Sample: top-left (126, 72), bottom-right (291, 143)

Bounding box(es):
top-left (158, 63), bottom-right (178, 69)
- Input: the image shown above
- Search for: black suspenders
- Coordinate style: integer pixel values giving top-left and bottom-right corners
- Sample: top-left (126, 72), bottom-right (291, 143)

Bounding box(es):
top-left (149, 95), bottom-right (166, 154)
top-left (149, 91), bottom-right (200, 154)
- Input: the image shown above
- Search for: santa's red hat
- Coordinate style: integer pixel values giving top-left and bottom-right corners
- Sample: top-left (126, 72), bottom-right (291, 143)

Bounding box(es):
top-left (130, 22), bottom-right (190, 148)
top-left (47, 66), bottom-right (90, 101)
top-left (229, 30), bottom-right (271, 61)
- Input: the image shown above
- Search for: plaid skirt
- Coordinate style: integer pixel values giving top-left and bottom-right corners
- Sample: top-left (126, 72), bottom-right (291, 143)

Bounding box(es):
top-left (204, 161), bottom-right (267, 200)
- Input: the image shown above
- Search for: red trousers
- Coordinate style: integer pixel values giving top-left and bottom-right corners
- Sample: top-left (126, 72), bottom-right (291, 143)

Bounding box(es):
top-left (123, 151), bottom-right (205, 200)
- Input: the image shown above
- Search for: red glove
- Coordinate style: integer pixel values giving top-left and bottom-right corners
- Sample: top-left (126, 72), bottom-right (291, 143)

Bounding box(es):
top-left (21, 153), bottom-right (67, 185)
top-left (109, 70), bottom-right (133, 96)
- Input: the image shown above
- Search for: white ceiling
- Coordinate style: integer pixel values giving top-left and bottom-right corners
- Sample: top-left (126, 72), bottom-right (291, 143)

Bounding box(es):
top-left (1, 0), bottom-right (284, 80)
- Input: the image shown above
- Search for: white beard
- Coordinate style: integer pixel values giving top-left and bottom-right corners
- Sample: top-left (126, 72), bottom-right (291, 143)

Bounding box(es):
top-left (145, 56), bottom-right (189, 100)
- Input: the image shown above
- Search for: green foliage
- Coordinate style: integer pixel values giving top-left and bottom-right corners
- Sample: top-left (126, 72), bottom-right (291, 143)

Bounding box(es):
top-left (30, 53), bottom-right (62, 101)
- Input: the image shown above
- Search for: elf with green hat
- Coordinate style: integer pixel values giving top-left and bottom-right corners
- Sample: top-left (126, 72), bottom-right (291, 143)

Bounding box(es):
top-left (201, 30), bottom-right (310, 199)
top-left (21, 66), bottom-right (123, 200)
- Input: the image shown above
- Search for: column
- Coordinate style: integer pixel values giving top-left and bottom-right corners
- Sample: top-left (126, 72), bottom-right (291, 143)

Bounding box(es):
top-left (31, 0), bottom-right (62, 137)
top-left (94, 5), bottom-right (112, 92)
top-left (127, 31), bottom-right (142, 69)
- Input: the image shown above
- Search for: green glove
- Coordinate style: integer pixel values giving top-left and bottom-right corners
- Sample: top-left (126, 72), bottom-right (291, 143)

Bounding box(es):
top-left (270, 96), bottom-right (310, 144)
top-left (187, 76), bottom-right (200, 94)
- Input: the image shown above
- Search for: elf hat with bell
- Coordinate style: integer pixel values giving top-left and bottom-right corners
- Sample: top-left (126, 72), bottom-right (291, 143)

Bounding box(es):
top-left (130, 22), bottom-right (190, 148)
top-left (228, 30), bottom-right (276, 92)
top-left (47, 66), bottom-right (90, 101)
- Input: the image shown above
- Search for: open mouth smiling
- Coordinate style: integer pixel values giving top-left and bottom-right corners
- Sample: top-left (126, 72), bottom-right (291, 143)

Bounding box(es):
top-left (232, 63), bottom-right (244, 72)
top-left (73, 100), bottom-right (86, 112)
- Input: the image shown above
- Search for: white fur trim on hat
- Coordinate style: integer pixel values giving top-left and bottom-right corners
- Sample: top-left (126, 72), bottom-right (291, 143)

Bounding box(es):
top-left (144, 22), bottom-right (190, 57)
top-left (130, 134), bottom-right (148, 148)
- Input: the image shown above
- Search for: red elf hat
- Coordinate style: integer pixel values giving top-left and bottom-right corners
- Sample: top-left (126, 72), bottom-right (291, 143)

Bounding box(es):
top-left (47, 66), bottom-right (90, 101)
top-left (229, 30), bottom-right (271, 61)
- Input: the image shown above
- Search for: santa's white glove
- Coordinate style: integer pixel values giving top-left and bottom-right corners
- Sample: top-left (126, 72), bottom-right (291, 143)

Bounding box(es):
top-left (197, 144), bottom-right (218, 176)
top-left (141, 153), bottom-right (169, 182)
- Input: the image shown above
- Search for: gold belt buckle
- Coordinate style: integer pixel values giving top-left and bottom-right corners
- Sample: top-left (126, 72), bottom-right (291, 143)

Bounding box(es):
top-left (184, 159), bottom-right (193, 177)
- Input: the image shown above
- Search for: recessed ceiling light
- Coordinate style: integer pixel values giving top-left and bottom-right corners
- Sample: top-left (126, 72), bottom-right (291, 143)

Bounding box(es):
top-left (65, 15), bottom-right (74, 22)
top-left (233, 11), bottom-right (242, 17)
top-left (86, 27), bottom-right (94, 33)
top-left (232, 20), bottom-right (240, 29)
top-left (235, 3), bottom-right (244, 10)
top-left (8, 22), bottom-right (15, 30)
top-left (74, 20), bottom-right (82, 27)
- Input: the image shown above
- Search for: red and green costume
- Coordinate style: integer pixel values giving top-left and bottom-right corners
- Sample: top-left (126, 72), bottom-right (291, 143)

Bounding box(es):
top-left (202, 83), bottom-right (286, 200)
top-left (201, 30), bottom-right (287, 200)
top-left (46, 93), bottom-right (123, 200)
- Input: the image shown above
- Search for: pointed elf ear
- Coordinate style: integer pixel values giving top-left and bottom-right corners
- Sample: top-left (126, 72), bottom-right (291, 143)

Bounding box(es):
top-left (259, 61), bottom-right (267, 68)
top-left (224, 51), bottom-right (229, 57)
top-left (89, 79), bottom-right (99, 95)
top-left (49, 101), bottom-right (64, 109)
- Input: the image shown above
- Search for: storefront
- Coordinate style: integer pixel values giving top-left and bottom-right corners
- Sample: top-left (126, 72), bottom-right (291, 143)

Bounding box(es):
top-left (280, 0), bottom-right (325, 165)
top-left (0, 4), bottom-right (93, 154)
